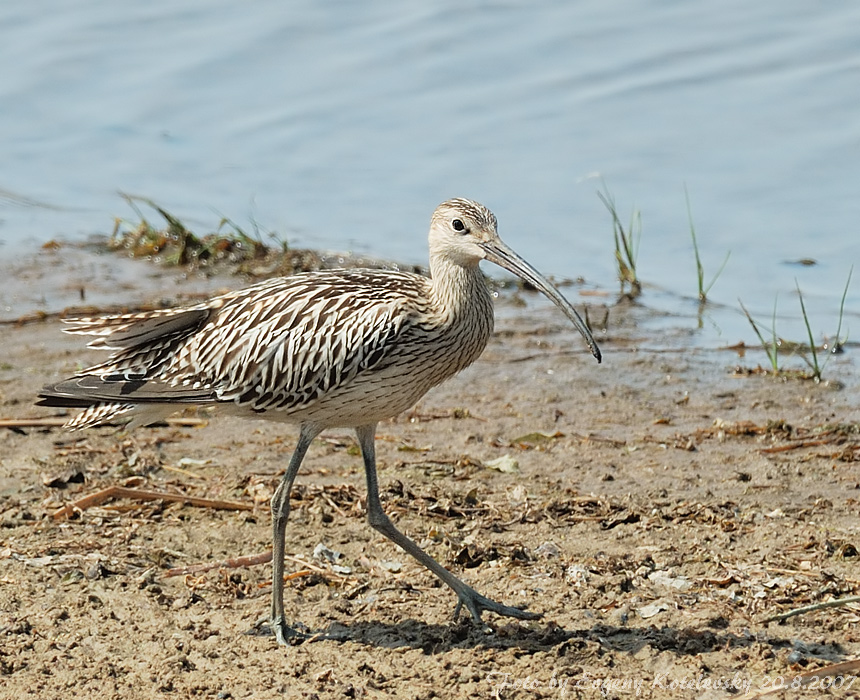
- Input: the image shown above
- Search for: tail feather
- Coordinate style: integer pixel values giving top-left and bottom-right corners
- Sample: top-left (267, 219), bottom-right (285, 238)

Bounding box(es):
top-left (42, 303), bottom-right (221, 431)
top-left (38, 376), bottom-right (212, 430)
top-left (63, 403), bottom-right (137, 430)
top-left (38, 398), bottom-right (181, 431)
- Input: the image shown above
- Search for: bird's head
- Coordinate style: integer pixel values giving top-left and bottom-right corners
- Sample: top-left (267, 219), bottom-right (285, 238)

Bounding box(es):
top-left (429, 198), bottom-right (500, 267)
top-left (428, 197), bottom-right (602, 363)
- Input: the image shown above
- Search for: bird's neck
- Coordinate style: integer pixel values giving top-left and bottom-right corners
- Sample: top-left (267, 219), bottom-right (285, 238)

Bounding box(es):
top-left (428, 256), bottom-right (494, 327)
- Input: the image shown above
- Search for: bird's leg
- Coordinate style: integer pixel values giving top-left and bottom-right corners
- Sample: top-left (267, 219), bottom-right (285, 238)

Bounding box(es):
top-left (355, 424), bottom-right (539, 626)
top-left (270, 423), bottom-right (322, 645)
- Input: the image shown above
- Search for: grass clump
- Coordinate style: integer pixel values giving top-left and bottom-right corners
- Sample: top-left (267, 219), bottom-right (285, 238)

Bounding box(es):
top-left (597, 184), bottom-right (642, 300)
top-left (739, 267), bottom-right (852, 381)
top-left (110, 194), bottom-right (320, 278)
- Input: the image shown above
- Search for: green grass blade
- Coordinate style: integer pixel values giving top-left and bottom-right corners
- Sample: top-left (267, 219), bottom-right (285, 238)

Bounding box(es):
top-left (795, 279), bottom-right (820, 380)
top-left (833, 265), bottom-right (853, 349)
top-left (685, 187), bottom-right (705, 300)
top-left (740, 298), bottom-right (779, 372)
top-left (685, 186), bottom-right (729, 302)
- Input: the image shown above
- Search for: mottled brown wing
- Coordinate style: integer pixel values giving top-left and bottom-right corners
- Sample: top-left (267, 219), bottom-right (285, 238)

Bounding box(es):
top-left (163, 271), bottom-right (424, 412)
top-left (41, 271), bottom-right (427, 414)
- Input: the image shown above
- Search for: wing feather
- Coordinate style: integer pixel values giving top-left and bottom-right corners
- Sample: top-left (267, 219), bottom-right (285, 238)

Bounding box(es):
top-left (41, 271), bottom-right (429, 418)
top-left (64, 307), bottom-right (211, 349)
top-left (176, 273), bottom-right (421, 412)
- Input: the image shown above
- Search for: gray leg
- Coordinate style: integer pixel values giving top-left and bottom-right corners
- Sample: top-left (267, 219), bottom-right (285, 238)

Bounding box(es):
top-left (270, 423), bottom-right (322, 645)
top-left (355, 424), bottom-right (539, 625)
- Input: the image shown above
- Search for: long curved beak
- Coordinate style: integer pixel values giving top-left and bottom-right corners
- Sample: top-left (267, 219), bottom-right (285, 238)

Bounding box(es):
top-left (481, 238), bottom-right (602, 363)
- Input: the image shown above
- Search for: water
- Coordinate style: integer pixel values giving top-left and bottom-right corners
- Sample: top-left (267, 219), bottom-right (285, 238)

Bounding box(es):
top-left (1, 0), bottom-right (858, 349)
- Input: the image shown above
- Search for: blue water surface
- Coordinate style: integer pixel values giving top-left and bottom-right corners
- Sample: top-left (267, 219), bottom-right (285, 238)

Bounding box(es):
top-left (1, 0), bottom-right (858, 345)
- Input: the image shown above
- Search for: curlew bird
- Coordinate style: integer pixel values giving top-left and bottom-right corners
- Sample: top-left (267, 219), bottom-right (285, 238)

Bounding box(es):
top-left (38, 198), bottom-right (601, 644)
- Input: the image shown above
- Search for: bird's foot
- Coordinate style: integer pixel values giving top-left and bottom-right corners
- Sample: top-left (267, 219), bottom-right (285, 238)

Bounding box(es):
top-left (251, 615), bottom-right (312, 645)
top-left (452, 588), bottom-right (540, 627)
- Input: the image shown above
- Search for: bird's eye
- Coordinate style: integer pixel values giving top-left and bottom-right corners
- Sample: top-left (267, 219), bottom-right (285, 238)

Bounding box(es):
top-left (452, 218), bottom-right (467, 233)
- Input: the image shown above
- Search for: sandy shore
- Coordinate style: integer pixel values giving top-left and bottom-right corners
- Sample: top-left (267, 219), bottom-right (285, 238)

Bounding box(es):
top-left (1, 256), bottom-right (859, 699)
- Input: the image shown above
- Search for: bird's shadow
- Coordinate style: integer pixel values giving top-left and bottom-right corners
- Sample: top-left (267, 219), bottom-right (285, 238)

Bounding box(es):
top-left (251, 617), bottom-right (844, 661)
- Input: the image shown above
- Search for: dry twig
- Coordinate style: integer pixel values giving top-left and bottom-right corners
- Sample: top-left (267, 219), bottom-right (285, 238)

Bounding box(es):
top-left (165, 551), bottom-right (273, 577)
top-left (762, 595), bottom-right (860, 623)
top-left (163, 551), bottom-right (336, 583)
top-left (52, 485), bottom-right (252, 520)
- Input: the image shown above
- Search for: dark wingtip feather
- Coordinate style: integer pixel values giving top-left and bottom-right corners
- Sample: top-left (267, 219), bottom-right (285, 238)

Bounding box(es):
top-left (36, 382), bottom-right (99, 408)
top-left (35, 394), bottom-right (96, 409)
top-left (37, 375), bottom-right (214, 407)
